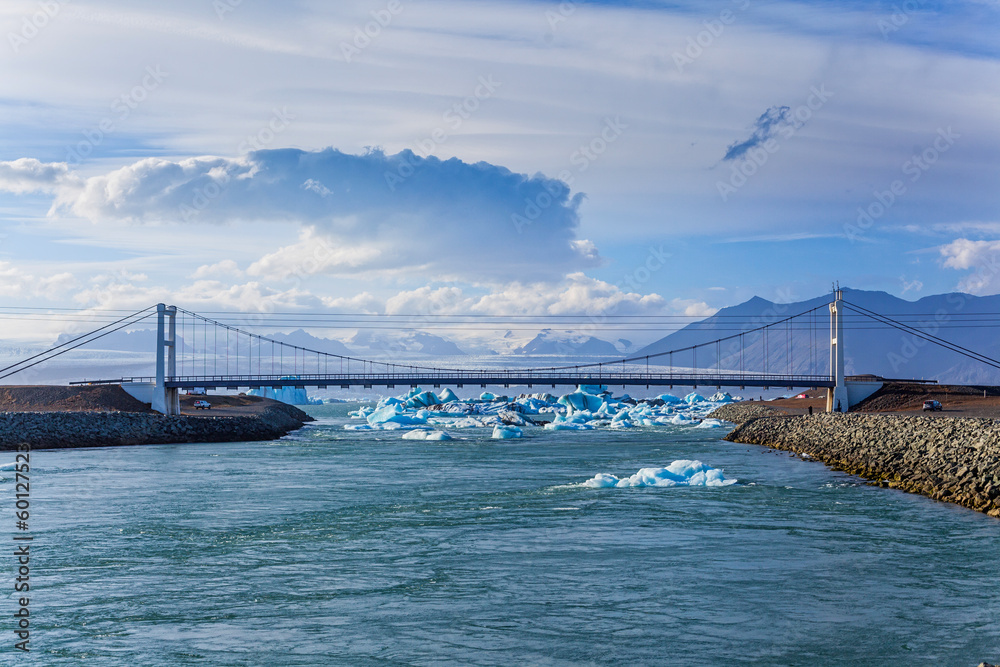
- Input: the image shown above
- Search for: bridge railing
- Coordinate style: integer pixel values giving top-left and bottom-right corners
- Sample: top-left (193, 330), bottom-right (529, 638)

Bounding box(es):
top-left (75, 371), bottom-right (835, 388)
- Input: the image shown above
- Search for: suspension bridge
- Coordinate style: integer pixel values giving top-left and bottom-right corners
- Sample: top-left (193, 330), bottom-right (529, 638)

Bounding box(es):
top-left (5, 290), bottom-right (1000, 416)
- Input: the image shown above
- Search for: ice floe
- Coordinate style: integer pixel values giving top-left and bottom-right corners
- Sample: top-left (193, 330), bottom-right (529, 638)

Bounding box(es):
top-left (346, 384), bottom-right (745, 436)
top-left (492, 425), bottom-right (523, 439)
top-left (402, 430), bottom-right (454, 441)
top-left (582, 460), bottom-right (737, 488)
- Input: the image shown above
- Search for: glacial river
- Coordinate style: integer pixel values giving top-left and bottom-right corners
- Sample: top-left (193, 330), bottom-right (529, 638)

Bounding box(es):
top-left (9, 403), bottom-right (1000, 665)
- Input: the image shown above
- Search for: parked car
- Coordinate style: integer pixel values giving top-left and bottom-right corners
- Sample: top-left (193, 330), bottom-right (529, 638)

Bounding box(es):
top-left (193, 400), bottom-right (211, 410)
top-left (922, 400), bottom-right (942, 411)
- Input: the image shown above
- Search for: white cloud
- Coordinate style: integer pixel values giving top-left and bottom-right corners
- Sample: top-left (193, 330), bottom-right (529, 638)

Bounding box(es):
top-left (670, 299), bottom-right (718, 318)
top-left (939, 238), bottom-right (1000, 294)
top-left (192, 259), bottom-right (244, 279)
top-left (0, 261), bottom-right (78, 299)
top-left (40, 148), bottom-right (600, 283)
top-left (246, 227), bottom-right (382, 279)
top-left (939, 238), bottom-right (1000, 270)
top-left (386, 274), bottom-right (668, 317)
top-left (0, 159), bottom-right (79, 194)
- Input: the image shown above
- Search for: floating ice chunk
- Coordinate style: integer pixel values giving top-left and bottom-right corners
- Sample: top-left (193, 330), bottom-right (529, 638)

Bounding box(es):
top-left (658, 394), bottom-right (682, 404)
top-left (708, 391), bottom-right (734, 403)
top-left (449, 417), bottom-right (484, 429)
top-left (695, 419), bottom-right (726, 428)
top-left (0, 462), bottom-right (14, 471)
top-left (558, 390), bottom-right (604, 414)
top-left (367, 405), bottom-right (402, 424)
top-left (406, 391), bottom-right (440, 409)
top-left (684, 392), bottom-right (706, 404)
top-left (666, 414), bottom-right (699, 426)
top-left (402, 429), bottom-right (453, 441)
top-left (578, 385), bottom-right (608, 395)
top-left (492, 425), bottom-right (523, 439)
top-left (343, 424), bottom-right (374, 430)
top-left (582, 460), bottom-right (736, 488)
top-left (480, 392), bottom-right (496, 401)
top-left (376, 396), bottom-right (405, 410)
top-left (349, 406), bottom-right (375, 419)
top-left (438, 388), bottom-right (459, 403)
top-left (544, 421), bottom-right (593, 430)
top-left (609, 419), bottom-right (636, 429)
top-left (367, 405), bottom-right (428, 426)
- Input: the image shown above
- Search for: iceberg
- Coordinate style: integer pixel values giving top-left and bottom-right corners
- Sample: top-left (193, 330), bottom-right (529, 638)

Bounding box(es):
top-left (438, 388), bottom-right (460, 403)
top-left (402, 430), bottom-right (453, 441)
top-left (248, 380), bottom-right (322, 406)
top-left (684, 392), bottom-right (706, 404)
top-left (558, 389), bottom-right (604, 414)
top-left (367, 405), bottom-right (428, 427)
top-left (492, 425), bottom-right (523, 439)
top-left (582, 460), bottom-right (737, 488)
top-left (405, 391), bottom-right (440, 409)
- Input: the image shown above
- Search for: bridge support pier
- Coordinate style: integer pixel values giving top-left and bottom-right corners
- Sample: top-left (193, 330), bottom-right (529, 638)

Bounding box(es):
top-left (827, 290), bottom-right (850, 413)
top-left (152, 303), bottom-right (180, 416)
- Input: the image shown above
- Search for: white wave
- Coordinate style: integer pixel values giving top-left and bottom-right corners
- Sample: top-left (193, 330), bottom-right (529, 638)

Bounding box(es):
top-left (582, 460), bottom-right (737, 488)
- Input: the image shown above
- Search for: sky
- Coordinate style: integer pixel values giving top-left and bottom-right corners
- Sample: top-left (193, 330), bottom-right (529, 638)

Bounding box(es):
top-left (0, 0), bottom-right (998, 348)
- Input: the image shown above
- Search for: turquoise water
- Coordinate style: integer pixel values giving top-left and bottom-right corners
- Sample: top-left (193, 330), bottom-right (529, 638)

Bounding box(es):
top-left (8, 403), bottom-right (1000, 665)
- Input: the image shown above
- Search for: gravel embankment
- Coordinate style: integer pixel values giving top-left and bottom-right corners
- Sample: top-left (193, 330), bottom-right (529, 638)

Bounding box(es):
top-left (0, 402), bottom-right (313, 450)
top-left (712, 403), bottom-right (1000, 518)
top-left (706, 402), bottom-right (788, 423)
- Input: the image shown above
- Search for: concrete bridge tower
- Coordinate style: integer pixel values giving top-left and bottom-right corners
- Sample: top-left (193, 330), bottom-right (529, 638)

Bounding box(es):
top-left (152, 303), bottom-right (180, 416)
top-left (827, 289), bottom-right (850, 412)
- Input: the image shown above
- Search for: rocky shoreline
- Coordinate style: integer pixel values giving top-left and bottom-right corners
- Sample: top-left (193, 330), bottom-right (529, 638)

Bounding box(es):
top-left (0, 402), bottom-right (313, 450)
top-left (709, 403), bottom-right (1000, 518)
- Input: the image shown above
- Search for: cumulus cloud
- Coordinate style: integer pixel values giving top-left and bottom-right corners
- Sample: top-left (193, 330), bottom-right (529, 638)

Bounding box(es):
top-left (722, 106), bottom-right (793, 161)
top-left (246, 227), bottom-right (382, 279)
top-left (939, 238), bottom-right (1000, 294)
top-left (670, 299), bottom-right (718, 318)
top-left (0, 159), bottom-right (79, 194)
top-left (0, 262), bottom-right (77, 299)
top-left (385, 274), bottom-right (668, 317)
top-left (52, 147), bottom-right (598, 282)
top-left (191, 259), bottom-right (244, 280)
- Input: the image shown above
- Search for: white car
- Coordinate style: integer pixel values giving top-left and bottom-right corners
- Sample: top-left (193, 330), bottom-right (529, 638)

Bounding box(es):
top-left (193, 400), bottom-right (211, 410)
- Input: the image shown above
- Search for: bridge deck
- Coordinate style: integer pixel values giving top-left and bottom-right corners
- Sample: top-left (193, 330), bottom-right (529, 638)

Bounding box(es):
top-left (74, 373), bottom-right (836, 390)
